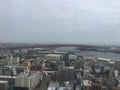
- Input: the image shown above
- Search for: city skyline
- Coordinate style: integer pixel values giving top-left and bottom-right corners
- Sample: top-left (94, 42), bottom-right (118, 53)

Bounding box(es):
top-left (0, 0), bottom-right (120, 45)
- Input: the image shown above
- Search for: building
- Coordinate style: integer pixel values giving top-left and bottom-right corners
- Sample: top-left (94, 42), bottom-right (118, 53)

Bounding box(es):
top-left (81, 80), bottom-right (92, 90)
top-left (111, 87), bottom-right (120, 90)
top-left (59, 67), bottom-right (76, 82)
top-left (15, 71), bottom-right (41, 90)
top-left (63, 53), bottom-right (70, 66)
top-left (114, 61), bottom-right (120, 75)
top-left (91, 82), bottom-right (102, 90)
top-left (0, 80), bottom-right (8, 90)
top-left (46, 54), bottom-right (62, 61)
top-left (47, 81), bottom-right (59, 90)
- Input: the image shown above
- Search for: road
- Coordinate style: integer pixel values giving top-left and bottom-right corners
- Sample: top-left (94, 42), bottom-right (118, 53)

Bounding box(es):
top-left (35, 75), bottom-right (51, 90)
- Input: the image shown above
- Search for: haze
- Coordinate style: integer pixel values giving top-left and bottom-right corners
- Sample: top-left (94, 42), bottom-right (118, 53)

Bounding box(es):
top-left (0, 0), bottom-right (120, 45)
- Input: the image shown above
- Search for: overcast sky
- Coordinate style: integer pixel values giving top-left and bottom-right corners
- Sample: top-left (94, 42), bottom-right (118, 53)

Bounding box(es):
top-left (0, 0), bottom-right (120, 45)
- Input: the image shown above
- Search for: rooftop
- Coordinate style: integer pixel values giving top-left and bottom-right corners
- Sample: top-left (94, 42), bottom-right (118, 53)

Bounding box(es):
top-left (0, 80), bottom-right (8, 84)
top-left (82, 80), bottom-right (92, 86)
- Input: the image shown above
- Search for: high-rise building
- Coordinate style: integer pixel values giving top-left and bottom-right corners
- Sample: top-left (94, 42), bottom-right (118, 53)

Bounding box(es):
top-left (59, 68), bottom-right (76, 82)
top-left (63, 53), bottom-right (70, 66)
top-left (114, 61), bottom-right (120, 75)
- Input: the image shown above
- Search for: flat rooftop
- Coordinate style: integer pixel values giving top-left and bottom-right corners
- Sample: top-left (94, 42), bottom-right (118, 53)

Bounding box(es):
top-left (0, 75), bottom-right (17, 79)
top-left (0, 80), bottom-right (8, 84)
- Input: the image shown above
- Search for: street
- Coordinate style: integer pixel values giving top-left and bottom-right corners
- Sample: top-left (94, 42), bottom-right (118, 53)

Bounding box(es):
top-left (35, 75), bottom-right (51, 90)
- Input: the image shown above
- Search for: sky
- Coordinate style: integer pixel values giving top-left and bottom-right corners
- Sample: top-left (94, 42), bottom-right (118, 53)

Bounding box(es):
top-left (0, 0), bottom-right (120, 45)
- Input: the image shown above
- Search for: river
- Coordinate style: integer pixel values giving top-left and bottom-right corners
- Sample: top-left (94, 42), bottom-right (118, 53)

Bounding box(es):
top-left (55, 47), bottom-right (120, 61)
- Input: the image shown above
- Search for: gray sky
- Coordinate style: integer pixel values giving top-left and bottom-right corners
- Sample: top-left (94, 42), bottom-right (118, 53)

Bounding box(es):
top-left (0, 0), bottom-right (120, 45)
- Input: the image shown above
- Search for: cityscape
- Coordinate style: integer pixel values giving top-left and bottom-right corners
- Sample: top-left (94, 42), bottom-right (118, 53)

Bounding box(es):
top-left (1, 0), bottom-right (120, 90)
top-left (0, 44), bottom-right (120, 90)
